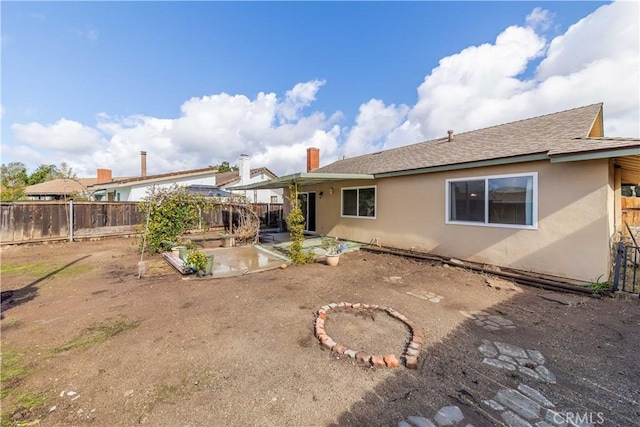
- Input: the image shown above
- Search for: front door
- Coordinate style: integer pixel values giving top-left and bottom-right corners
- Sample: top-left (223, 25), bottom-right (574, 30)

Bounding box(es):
top-left (298, 192), bottom-right (316, 233)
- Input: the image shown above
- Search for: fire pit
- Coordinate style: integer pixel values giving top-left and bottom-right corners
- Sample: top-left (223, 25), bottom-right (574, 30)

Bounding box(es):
top-left (314, 302), bottom-right (424, 369)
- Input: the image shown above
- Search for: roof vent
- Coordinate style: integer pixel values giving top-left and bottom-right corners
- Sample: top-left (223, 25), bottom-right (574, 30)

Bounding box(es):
top-left (447, 130), bottom-right (454, 142)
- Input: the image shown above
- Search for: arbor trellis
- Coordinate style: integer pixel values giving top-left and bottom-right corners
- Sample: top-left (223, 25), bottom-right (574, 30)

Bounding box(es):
top-left (137, 186), bottom-right (261, 255)
top-left (137, 185), bottom-right (219, 255)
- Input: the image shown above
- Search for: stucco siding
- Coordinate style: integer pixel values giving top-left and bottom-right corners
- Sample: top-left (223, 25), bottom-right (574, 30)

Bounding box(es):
top-left (305, 159), bottom-right (611, 282)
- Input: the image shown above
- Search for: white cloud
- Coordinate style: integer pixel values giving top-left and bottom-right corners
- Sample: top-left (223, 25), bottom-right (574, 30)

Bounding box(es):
top-left (392, 24), bottom-right (547, 147)
top-left (276, 80), bottom-right (326, 123)
top-left (343, 99), bottom-right (409, 156)
top-left (6, 1), bottom-right (639, 178)
top-left (526, 7), bottom-right (552, 32)
top-left (10, 83), bottom-right (342, 177)
top-left (12, 118), bottom-right (103, 152)
top-left (382, 0), bottom-right (638, 150)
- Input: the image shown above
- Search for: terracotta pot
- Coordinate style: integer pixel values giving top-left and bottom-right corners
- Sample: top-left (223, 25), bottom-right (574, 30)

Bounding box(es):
top-left (326, 254), bottom-right (340, 266)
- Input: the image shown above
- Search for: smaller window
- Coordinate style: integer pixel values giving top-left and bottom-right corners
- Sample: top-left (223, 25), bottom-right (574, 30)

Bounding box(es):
top-left (116, 192), bottom-right (121, 202)
top-left (270, 195), bottom-right (278, 203)
top-left (341, 186), bottom-right (376, 218)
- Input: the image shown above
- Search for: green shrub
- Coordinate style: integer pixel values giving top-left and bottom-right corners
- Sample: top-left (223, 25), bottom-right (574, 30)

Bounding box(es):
top-left (137, 185), bottom-right (217, 255)
top-left (185, 250), bottom-right (207, 273)
top-left (286, 183), bottom-right (316, 265)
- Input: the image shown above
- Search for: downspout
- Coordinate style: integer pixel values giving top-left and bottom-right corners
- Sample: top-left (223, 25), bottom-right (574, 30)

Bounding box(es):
top-left (614, 165), bottom-right (622, 234)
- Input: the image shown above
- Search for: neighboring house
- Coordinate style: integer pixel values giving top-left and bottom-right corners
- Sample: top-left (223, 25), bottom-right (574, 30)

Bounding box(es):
top-left (237, 103), bottom-right (640, 283)
top-left (24, 178), bottom-right (98, 200)
top-left (87, 166), bottom-right (219, 202)
top-left (218, 155), bottom-right (283, 203)
top-left (87, 153), bottom-right (282, 203)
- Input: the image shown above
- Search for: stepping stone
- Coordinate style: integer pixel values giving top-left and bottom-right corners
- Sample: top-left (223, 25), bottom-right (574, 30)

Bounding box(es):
top-left (406, 416), bottom-right (436, 427)
top-left (499, 355), bottom-right (517, 365)
top-left (470, 311), bottom-right (490, 316)
top-left (459, 311), bottom-right (477, 320)
top-left (544, 410), bottom-right (568, 426)
top-left (540, 293), bottom-right (580, 306)
top-left (483, 358), bottom-right (516, 371)
top-left (518, 366), bottom-right (541, 380)
top-left (535, 365), bottom-right (557, 384)
top-left (494, 389), bottom-right (542, 420)
top-left (517, 384), bottom-right (555, 408)
top-left (495, 342), bottom-right (528, 359)
top-left (489, 315), bottom-right (513, 325)
top-left (433, 406), bottom-right (464, 426)
top-left (479, 342), bottom-right (499, 357)
top-left (527, 350), bottom-right (546, 365)
top-left (483, 399), bottom-right (505, 411)
top-left (501, 410), bottom-right (534, 427)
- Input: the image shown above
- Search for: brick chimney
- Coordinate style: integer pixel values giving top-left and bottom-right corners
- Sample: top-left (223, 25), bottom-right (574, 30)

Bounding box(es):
top-left (306, 147), bottom-right (320, 172)
top-left (141, 151), bottom-right (147, 177)
top-left (97, 169), bottom-right (112, 184)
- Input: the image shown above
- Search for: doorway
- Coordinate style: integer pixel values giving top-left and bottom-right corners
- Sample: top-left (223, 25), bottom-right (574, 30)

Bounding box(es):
top-left (298, 192), bottom-right (316, 233)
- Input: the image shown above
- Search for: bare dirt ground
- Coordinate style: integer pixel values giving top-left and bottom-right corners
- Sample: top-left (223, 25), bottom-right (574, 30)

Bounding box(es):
top-left (1, 237), bottom-right (639, 427)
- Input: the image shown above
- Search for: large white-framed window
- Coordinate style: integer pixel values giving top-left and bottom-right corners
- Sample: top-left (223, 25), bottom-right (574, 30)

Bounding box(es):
top-left (446, 172), bottom-right (537, 229)
top-left (341, 186), bottom-right (377, 219)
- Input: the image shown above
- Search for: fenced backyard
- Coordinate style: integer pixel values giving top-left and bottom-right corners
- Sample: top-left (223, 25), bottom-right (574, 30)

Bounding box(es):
top-left (0, 201), bottom-right (283, 244)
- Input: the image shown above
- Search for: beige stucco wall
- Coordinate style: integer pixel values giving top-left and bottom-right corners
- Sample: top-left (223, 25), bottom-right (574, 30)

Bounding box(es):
top-left (303, 159), bottom-right (612, 282)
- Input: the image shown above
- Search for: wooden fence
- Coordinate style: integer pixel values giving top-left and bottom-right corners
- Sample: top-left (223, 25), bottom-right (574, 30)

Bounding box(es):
top-left (0, 201), bottom-right (283, 244)
top-left (622, 197), bottom-right (640, 232)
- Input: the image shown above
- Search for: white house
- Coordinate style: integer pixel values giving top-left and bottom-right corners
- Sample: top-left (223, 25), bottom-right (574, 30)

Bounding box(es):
top-left (87, 152), bottom-right (282, 203)
top-left (220, 154), bottom-right (283, 203)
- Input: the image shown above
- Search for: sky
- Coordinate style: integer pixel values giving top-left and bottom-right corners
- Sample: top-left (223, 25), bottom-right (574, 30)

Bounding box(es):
top-left (1, 1), bottom-right (639, 179)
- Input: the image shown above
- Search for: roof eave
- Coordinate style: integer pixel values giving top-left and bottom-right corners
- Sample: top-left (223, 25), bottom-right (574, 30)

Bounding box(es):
top-left (232, 172), bottom-right (375, 190)
top-left (550, 147), bottom-right (640, 163)
top-left (374, 153), bottom-right (550, 179)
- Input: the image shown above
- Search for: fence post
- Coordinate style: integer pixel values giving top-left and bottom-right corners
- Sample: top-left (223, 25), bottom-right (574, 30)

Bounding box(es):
top-left (612, 241), bottom-right (625, 292)
top-left (266, 203), bottom-right (270, 228)
top-left (69, 199), bottom-right (74, 242)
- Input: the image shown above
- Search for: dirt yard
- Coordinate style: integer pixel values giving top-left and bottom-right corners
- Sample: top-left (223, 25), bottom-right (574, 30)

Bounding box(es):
top-left (1, 238), bottom-right (639, 427)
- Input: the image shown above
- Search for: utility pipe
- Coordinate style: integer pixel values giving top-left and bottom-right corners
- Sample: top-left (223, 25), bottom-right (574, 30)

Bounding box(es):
top-left (360, 246), bottom-right (596, 296)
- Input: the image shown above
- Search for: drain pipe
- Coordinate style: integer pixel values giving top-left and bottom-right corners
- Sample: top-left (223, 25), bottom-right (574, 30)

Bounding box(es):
top-left (69, 199), bottom-right (74, 242)
top-left (361, 246), bottom-right (596, 296)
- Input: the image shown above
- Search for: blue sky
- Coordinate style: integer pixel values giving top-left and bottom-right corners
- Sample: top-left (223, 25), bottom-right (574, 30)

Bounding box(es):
top-left (1, 1), bottom-right (638, 178)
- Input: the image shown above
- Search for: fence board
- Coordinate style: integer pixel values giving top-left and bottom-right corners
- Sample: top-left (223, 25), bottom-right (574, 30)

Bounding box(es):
top-left (622, 197), bottom-right (640, 233)
top-left (0, 201), bottom-right (283, 244)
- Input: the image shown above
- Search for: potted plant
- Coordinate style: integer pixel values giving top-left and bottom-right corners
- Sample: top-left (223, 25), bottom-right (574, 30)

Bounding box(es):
top-left (321, 237), bottom-right (348, 266)
top-left (185, 249), bottom-right (208, 276)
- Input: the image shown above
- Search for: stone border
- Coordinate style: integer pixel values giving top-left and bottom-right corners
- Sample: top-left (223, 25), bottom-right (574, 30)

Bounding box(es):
top-left (315, 302), bottom-right (424, 369)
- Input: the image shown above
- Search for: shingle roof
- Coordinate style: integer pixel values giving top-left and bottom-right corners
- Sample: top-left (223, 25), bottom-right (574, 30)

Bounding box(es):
top-left (25, 178), bottom-right (96, 195)
top-left (216, 167), bottom-right (277, 186)
top-left (89, 166), bottom-right (219, 187)
top-left (548, 137), bottom-right (640, 156)
top-left (314, 103), bottom-right (637, 175)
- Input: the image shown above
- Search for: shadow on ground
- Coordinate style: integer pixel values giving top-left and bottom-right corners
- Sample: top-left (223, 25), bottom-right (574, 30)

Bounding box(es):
top-left (1, 255), bottom-right (91, 317)
top-left (329, 291), bottom-right (640, 427)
